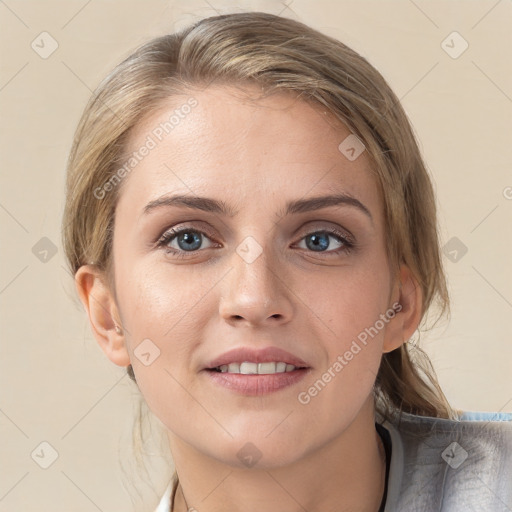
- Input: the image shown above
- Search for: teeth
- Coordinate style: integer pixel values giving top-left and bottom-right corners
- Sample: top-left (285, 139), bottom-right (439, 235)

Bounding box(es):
top-left (258, 362), bottom-right (276, 374)
top-left (215, 361), bottom-right (298, 374)
top-left (240, 362), bottom-right (258, 374)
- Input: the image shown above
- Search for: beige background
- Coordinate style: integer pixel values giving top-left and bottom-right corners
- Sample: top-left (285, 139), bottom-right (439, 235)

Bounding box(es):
top-left (1, 0), bottom-right (511, 510)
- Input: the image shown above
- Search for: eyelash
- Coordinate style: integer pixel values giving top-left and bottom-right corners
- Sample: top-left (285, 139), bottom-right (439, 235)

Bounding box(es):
top-left (155, 225), bottom-right (355, 260)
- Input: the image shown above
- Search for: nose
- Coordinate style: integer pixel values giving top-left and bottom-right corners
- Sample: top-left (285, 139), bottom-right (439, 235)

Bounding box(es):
top-left (218, 240), bottom-right (294, 327)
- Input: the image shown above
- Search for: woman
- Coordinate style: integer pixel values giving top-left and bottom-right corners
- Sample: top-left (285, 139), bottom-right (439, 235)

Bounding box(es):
top-left (61, 11), bottom-right (512, 512)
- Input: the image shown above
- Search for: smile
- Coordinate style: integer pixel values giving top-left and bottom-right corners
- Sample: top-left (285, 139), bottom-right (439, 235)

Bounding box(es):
top-left (203, 346), bottom-right (311, 394)
top-left (210, 361), bottom-right (299, 374)
top-left (205, 365), bottom-right (310, 396)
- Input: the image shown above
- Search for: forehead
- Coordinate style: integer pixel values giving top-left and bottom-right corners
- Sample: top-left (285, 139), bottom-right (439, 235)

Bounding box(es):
top-left (116, 84), bottom-right (382, 220)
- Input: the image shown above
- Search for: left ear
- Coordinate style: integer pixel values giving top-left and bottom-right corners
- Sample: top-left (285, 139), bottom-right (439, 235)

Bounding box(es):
top-left (382, 264), bottom-right (423, 353)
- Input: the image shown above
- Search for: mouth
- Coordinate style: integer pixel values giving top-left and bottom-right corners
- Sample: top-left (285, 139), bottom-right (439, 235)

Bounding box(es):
top-left (202, 346), bottom-right (311, 395)
top-left (207, 361), bottom-right (308, 375)
top-left (204, 346), bottom-right (310, 373)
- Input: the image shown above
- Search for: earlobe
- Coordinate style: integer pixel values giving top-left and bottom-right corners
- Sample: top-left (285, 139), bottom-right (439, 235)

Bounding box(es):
top-left (382, 264), bottom-right (423, 354)
top-left (74, 265), bottom-right (131, 367)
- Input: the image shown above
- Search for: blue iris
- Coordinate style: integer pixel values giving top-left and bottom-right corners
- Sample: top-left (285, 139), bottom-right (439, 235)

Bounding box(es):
top-left (177, 232), bottom-right (203, 251)
top-left (306, 233), bottom-right (330, 251)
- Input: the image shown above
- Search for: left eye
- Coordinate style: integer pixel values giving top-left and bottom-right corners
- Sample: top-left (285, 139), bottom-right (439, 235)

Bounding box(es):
top-left (296, 231), bottom-right (351, 253)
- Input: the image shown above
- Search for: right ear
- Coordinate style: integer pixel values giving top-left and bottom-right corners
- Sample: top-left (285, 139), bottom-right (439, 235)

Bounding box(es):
top-left (74, 265), bottom-right (130, 367)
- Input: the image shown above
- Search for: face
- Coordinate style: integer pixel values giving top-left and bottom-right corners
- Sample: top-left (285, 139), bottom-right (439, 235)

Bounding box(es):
top-left (107, 84), bottom-right (404, 467)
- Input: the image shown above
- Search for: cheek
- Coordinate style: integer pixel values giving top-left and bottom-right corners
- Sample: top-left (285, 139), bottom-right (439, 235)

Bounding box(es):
top-left (298, 259), bottom-right (391, 339)
top-left (295, 281), bottom-right (388, 436)
top-left (114, 264), bottom-right (205, 385)
top-left (295, 263), bottom-right (390, 396)
top-left (117, 261), bottom-right (210, 335)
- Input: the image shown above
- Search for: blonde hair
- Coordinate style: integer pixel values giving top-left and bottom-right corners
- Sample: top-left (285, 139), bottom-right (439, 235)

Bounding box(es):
top-left (62, 11), bottom-right (460, 508)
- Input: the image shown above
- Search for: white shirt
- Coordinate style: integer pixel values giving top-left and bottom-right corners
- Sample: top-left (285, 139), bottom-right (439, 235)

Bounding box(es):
top-left (154, 410), bottom-right (512, 511)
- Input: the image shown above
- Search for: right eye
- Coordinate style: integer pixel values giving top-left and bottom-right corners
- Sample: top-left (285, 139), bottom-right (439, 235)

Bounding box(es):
top-left (156, 226), bottom-right (216, 257)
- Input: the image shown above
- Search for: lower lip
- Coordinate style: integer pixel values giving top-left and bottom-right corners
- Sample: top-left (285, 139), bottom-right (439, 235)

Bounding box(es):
top-left (203, 368), bottom-right (310, 396)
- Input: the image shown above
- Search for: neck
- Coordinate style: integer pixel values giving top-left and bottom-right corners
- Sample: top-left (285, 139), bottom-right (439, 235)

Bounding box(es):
top-left (169, 397), bottom-right (387, 512)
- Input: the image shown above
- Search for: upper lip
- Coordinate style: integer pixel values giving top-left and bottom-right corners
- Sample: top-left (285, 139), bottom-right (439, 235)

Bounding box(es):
top-left (204, 346), bottom-right (310, 370)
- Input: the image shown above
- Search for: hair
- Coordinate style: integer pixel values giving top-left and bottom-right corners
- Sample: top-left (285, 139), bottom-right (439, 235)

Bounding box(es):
top-left (61, 10), bottom-right (461, 509)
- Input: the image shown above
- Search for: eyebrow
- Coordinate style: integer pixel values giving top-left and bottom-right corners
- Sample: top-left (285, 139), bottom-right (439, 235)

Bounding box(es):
top-left (142, 193), bottom-right (373, 222)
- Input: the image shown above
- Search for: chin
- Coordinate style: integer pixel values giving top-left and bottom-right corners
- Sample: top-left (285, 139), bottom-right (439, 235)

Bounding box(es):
top-left (210, 431), bottom-right (310, 470)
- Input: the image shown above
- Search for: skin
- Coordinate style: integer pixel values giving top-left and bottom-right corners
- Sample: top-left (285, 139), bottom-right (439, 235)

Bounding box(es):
top-left (75, 84), bottom-right (422, 512)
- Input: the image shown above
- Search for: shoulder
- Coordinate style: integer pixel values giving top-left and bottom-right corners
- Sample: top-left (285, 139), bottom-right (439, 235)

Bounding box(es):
top-left (380, 410), bottom-right (512, 511)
